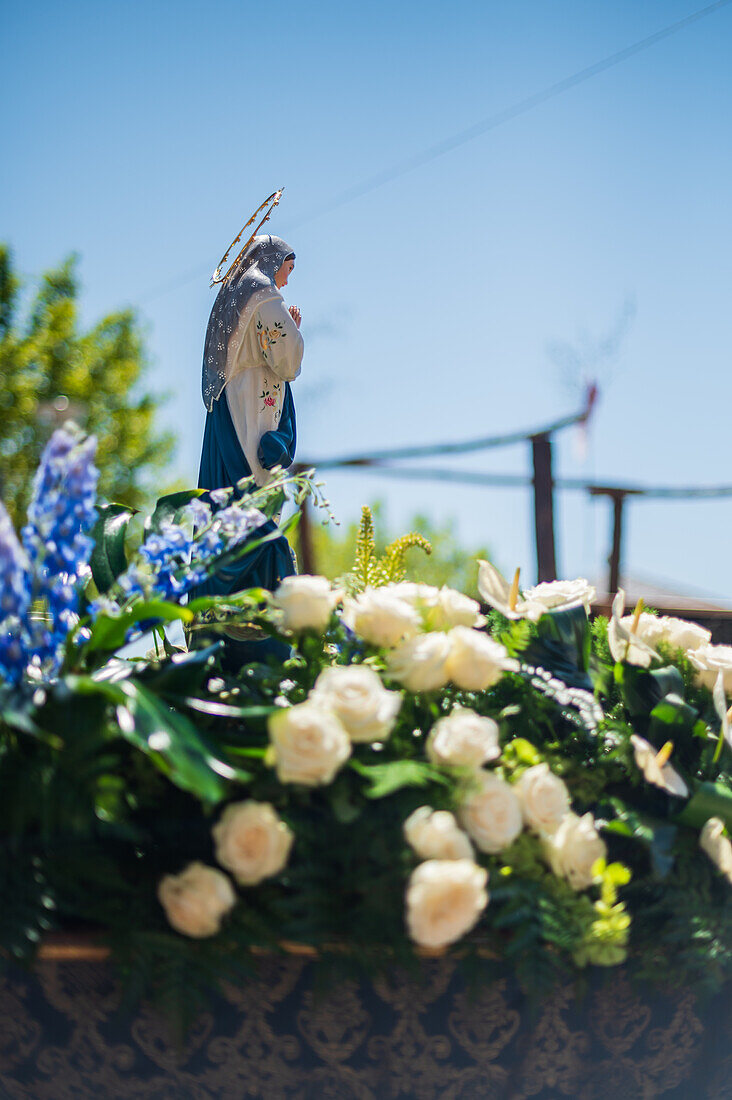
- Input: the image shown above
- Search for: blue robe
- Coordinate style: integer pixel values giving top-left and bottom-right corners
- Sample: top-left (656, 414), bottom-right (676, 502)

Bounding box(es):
top-left (189, 386), bottom-right (296, 663)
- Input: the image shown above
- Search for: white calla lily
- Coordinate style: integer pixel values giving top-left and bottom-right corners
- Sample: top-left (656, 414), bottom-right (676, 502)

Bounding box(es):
top-left (607, 590), bottom-right (660, 668)
top-left (476, 561), bottom-right (544, 621)
top-left (712, 670), bottom-right (732, 752)
top-left (630, 734), bottom-right (688, 799)
top-left (700, 818), bottom-right (732, 884)
top-left (523, 578), bottom-right (596, 614)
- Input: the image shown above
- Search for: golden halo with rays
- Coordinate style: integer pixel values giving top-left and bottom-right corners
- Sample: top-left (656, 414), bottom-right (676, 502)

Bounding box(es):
top-left (210, 188), bottom-right (285, 287)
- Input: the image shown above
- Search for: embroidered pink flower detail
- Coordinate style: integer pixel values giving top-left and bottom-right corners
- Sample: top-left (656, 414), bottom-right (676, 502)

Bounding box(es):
top-left (264, 397), bottom-right (276, 408)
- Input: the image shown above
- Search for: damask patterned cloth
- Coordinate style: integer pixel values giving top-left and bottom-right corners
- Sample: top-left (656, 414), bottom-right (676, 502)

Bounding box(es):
top-left (1, 958), bottom-right (731, 1099)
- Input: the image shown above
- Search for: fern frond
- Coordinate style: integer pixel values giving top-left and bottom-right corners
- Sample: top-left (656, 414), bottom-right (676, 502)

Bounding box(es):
top-left (382, 533), bottom-right (432, 584)
top-left (350, 506), bottom-right (377, 593)
top-left (345, 508), bottom-right (433, 593)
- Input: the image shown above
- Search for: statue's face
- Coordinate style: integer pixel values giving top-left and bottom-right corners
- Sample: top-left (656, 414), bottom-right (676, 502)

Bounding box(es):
top-left (274, 258), bottom-right (295, 288)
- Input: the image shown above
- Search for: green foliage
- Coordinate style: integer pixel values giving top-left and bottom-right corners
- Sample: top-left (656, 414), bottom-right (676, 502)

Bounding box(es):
top-left (0, 245), bottom-right (175, 525)
top-left (3, 464), bottom-right (732, 1028)
top-left (350, 758), bottom-right (450, 799)
top-left (89, 504), bottom-right (136, 594)
top-left (345, 505), bottom-right (432, 593)
top-left (291, 500), bottom-right (492, 597)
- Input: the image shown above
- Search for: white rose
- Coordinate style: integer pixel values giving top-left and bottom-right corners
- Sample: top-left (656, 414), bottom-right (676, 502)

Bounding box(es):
top-left (622, 613), bottom-right (711, 654)
top-left (272, 575), bottom-right (342, 633)
top-left (157, 862), bottom-right (236, 938)
top-left (386, 632), bottom-right (452, 692)
top-left (688, 644), bottom-right (732, 694)
top-left (522, 578), bottom-right (596, 613)
top-left (268, 702), bottom-right (351, 786)
top-left (425, 587), bottom-right (485, 631)
top-left (387, 582), bottom-right (440, 614)
top-left (459, 771), bottom-right (523, 854)
top-left (309, 665), bottom-right (401, 743)
top-left (445, 627), bottom-right (516, 691)
top-left (405, 859), bottom-right (488, 949)
top-left (611, 611), bottom-right (710, 664)
top-left (212, 801), bottom-right (293, 885)
top-left (516, 763), bottom-right (571, 835)
top-left (342, 589), bottom-right (421, 648)
top-left (700, 818), bottom-right (732, 885)
top-left (404, 806), bottom-right (474, 861)
top-left (426, 707), bottom-right (501, 768)
top-left (543, 812), bottom-right (607, 891)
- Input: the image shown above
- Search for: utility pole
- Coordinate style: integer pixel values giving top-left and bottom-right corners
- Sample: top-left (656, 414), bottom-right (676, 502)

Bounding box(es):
top-left (298, 493), bottom-right (317, 576)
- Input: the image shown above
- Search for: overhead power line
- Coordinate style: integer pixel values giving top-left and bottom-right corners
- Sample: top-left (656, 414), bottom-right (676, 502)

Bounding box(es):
top-left (139, 0), bottom-right (732, 305)
top-left (316, 463), bottom-right (732, 501)
top-left (300, 388), bottom-right (597, 469)
top-left (298, 381), bottom-right (732, 501)
top-left (287, 0), bottom-right (732, 232)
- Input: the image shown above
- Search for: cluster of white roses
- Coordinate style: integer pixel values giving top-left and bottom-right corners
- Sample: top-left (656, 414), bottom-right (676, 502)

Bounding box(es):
top-left (157, 566), bottom-right (732, 945)
top-left (345, 581), bottom-right (520, 694)
top-left (157, 663), bottom-right (404, 937)
top-left (267, 664), bottom-right (402, 785)
top-left (401, 702), bottom-right (607, 949)
top-left (273, 575), bottom-right (519, 694)
top-left (157, 800), bottom-right (293, 938)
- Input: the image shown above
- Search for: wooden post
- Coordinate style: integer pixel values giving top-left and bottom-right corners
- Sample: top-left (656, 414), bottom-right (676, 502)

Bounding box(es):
top-left (298, 493), bottom-right (316, 576)
top-left (589, 487), bottom-right (641, 596)
top-left (531, 432), bottom-right (557, 583)
top-left (609, 492), bottom-right (624, 596)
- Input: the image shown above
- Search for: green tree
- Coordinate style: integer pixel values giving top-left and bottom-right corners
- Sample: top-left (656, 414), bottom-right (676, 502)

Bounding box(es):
top-left (0, 245), bottom-right (175, 524)
top-left (293, 500), bottom-right (494, 597)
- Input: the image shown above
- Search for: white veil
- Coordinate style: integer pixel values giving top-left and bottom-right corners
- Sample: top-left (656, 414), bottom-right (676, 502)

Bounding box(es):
top-left (201, 234), bottom-right (295, 411)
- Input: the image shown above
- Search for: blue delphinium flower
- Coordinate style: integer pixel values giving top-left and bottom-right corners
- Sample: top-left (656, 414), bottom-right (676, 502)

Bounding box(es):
top-left (109, 500), bottom-right (267, 610)
top-left (0, 502), bottom-right (33, 686)
top-left (21, 427), bottom-right (99, 673)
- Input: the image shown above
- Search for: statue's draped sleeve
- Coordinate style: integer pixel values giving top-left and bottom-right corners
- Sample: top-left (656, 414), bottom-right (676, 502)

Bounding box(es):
top-left (254, 296), bottom-right (304, 381)
top-left (224, 294), bottom-right (303, 485)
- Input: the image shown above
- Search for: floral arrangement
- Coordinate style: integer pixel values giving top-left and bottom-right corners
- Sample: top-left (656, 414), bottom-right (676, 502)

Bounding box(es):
top-left (1, 429), bottom-right (732, 1018)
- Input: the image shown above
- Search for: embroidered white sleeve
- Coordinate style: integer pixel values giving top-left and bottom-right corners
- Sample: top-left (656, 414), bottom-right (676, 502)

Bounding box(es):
top-left (254, 297), bottom-right (304, 382)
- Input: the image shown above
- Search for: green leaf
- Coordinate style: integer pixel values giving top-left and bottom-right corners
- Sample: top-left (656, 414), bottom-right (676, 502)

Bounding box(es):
top-left (137, 644), bottom-right (222, 694)
top-left (350, 759), bottom-right (449, 799)
top-left (84, 600), bottom-right (194, 655)
top-left (67, 675), bottom-right (247, 802)
top-left (89, 504), bottom-right (135, 594)
top-left (647, 693), bottom-right (699, 748)
top-left (523, 603), bottom-right (592, 689)
top-left (675, 781), bottom-right (732, 832)
top-left (145, 489), bottom-right (204, 535)
top-left (328, 776), bottom-right (364, 823)
top-left (614, 663), bottom-right (685, 718)
top-left (180, 698), bottom-right (277, 719)
top-left (0, 704), bottom-right (62, 747)
top-left (603, 799), bottom-right (677, 878)
top-left (505, 738), bottom-right (542, 766)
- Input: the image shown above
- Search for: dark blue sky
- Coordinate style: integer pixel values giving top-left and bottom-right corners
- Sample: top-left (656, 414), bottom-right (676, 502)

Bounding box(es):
top-left (3, 0), bottom-right (731, 595)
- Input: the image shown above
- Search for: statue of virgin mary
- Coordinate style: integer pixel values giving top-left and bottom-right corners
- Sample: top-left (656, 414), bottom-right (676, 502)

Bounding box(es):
top-left (190, 233), bottom-right (303, 619)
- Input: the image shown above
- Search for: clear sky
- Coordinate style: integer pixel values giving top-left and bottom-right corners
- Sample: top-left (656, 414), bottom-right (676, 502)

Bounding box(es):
top-left (2, 0), bottom-right (731, 598)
